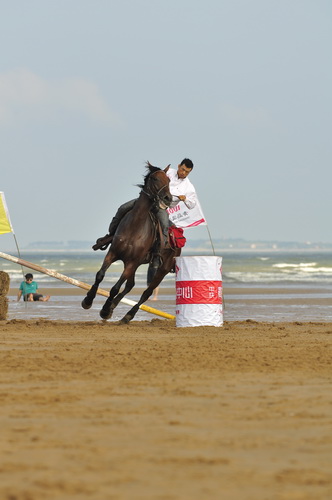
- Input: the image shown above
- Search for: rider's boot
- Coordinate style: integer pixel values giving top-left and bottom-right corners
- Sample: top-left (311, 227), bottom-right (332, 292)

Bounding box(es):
top-left (147, 257), bottom-right (159, 286)
top-left (149, 235), bottom-right (170, 271)
top-left (92, 216), bottom-right (120, 251)
top-left (93, 199), bottom-right (136, 251)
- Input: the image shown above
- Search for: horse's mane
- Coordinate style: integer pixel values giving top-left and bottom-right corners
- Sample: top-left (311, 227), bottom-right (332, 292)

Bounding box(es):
top-left (137, 161), bottom-right (161, 189)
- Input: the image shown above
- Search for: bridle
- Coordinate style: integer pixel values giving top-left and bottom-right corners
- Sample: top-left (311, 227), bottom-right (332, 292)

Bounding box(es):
top-left (142, 170), bottom-right (170, 208)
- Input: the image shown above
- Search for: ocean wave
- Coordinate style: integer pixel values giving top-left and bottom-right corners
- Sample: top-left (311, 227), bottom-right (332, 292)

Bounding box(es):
top-left (2, 251), bottom-right (332, 288)
top-left (273, 262), bottom-right (317, 268)
top-left (225, 270), bottom-right (332, 283)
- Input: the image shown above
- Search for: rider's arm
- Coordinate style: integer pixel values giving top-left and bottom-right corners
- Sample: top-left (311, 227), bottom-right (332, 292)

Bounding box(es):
top-left (181, 189), bottom-right (196, 210)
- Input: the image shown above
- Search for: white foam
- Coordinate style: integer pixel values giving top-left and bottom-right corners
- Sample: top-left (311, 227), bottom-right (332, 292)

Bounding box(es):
top-left (273, 262), bottom-right (317, 269)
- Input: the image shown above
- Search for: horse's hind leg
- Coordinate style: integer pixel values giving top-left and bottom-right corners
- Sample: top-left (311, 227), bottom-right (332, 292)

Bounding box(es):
top-left (120, 268), bottom-right (167, 324)
top-left (81, 252), bottom-right (114, 310)
top-left (101, 275), bottom-right (136, 319)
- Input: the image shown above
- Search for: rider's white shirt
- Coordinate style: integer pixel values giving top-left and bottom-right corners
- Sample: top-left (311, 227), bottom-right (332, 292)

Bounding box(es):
top-left (167, 168), bottom-right (197, 210)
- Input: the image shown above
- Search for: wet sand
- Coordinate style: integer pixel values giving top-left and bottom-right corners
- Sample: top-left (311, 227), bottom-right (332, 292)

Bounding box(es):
top-left (9, 285), bottom-right (332, 297)
top-left (8, 285), bottom-right (332, 323)
top-left (0, 319), bottom-right (331, 499)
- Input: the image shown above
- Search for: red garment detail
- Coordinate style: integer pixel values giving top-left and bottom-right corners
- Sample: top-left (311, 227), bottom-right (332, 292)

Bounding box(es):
top-left (168, 226), bottom-right (186, 248)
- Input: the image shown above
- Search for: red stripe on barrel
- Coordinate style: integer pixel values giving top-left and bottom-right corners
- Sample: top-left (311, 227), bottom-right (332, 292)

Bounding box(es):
top-left (176, 280), bottom-right (222, 305)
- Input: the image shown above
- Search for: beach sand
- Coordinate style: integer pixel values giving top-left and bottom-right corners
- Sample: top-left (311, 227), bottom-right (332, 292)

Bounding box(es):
top-left (0, 317), bottom-right (331, 499)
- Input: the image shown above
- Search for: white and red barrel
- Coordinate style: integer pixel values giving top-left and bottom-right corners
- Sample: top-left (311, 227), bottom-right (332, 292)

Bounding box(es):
top-left (175, 256), bottom-right (223, 327)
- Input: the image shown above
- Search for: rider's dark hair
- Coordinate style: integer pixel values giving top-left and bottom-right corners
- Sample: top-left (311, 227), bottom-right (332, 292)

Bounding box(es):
top-left (25, 273), bottom-right (33, 280)
top-left (180, 158), bottom-right (194, 170)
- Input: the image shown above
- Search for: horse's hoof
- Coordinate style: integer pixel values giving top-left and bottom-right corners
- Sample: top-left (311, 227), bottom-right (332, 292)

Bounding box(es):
top-left (100, 309), bottom-right (112, 320)
top-left (120, 314), bottom-right (131, 324)
top-left (81, 298), bottom-right (92, 310)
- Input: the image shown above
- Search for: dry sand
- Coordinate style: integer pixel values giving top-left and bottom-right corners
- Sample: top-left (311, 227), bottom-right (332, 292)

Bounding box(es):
top-left (0, 318), bottom-right (332, 500)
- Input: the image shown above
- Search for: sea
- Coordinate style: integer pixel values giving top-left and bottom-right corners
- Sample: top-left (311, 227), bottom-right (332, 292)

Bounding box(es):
top-left (1, 249), bottom-right (332, 323)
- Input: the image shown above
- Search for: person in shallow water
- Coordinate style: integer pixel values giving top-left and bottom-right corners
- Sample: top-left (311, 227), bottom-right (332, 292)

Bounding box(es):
top-left (17, 273), bottom-right (50, 302)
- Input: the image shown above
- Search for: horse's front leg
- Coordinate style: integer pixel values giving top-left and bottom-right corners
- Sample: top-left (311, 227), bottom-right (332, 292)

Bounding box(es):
top-left (82, 252), bottom-right (114, 310)
top-left (100, 265), bottom-right (136, 320)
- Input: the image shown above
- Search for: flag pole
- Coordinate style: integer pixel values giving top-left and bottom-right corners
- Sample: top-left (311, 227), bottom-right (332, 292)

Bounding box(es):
top-left (205, 224), bottom-right (215, 256)
top-left (0, 192), bottom-right (26, 301)
top-left (203, 223), bottom-right (224, 309)
top-left (13, 233), bottom-right (25, 276)
top-left (13, 234), bottom-right (28, 310)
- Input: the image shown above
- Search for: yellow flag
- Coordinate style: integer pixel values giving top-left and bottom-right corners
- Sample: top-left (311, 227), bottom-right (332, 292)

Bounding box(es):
top-left (0, 192), bottom-right (14, 234)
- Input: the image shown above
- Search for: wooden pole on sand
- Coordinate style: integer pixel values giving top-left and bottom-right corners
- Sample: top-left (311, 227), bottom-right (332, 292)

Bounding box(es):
top-left (0, 251), bottom-right (175, 320)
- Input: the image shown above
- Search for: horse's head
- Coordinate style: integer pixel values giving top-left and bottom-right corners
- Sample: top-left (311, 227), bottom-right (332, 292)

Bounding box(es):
top-left (141, 162), bottom-right (172, 209)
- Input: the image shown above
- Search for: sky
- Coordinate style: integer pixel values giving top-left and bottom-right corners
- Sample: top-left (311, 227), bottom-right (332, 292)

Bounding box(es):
top-left (1, 0), bottom-right (331, 249)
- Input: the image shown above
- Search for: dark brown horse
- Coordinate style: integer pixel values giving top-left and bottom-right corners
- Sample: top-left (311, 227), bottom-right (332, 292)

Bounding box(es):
top-left (82, 163), bottom-right (181, 323)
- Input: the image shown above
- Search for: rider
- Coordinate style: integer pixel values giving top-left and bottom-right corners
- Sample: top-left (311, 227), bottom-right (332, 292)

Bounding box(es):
top-left (93, 158), bottom-right (197, 251)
